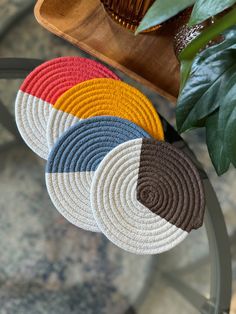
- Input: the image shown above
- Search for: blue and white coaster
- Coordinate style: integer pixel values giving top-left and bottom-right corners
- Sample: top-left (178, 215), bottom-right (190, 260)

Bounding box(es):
top-left (45, 116), bottom-right (150, 232)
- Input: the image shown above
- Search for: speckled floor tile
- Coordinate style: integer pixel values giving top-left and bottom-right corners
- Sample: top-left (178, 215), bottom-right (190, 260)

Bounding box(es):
top-left (0, 146), bottom-right (154, 313)
top-left (0, 1), bottom-right (235, 313)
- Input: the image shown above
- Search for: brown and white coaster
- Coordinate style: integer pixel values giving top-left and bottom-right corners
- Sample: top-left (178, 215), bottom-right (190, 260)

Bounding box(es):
top-left (91, 138), bottom-right (205, 255)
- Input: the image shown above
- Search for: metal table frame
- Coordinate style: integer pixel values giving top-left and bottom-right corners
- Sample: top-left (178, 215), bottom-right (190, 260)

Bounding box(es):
top-left (0, 3), bottom-right (232, 311)
top-left (0, 57), bottom-right (232, 313)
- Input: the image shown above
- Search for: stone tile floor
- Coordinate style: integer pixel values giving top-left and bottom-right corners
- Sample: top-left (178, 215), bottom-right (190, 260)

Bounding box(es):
top-left (0, 1), bottom-right (235, 313)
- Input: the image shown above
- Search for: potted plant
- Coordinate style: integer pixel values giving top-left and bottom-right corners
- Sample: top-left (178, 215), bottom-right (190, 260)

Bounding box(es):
top-left (100, 0), bottom-right (158, 32)
top-left (135, 0), bottom-right (236, 176)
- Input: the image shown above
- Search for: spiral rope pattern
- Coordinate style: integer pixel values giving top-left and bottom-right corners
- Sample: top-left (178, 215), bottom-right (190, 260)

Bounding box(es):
top-left (46, 116), bottom-right (150, 232)
top-left (91, 138), bottom-right (205, 254)
top-left (47, 78), bottom-right (164, 150)
top-left (15, 57), bottom-right (119, 159)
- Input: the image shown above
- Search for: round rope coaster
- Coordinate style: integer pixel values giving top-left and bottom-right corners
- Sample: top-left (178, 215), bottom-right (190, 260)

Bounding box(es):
top-left (91, 138), bottom-right (205, 254)
top-left (15, 57), bottom-right (119, 159)
top-left (47, 78), bottom-right (164, 150)
top-left (45, 116), bottom-right (150, 232)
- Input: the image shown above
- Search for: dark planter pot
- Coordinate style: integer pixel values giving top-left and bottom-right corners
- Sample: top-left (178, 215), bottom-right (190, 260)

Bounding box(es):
top-left (172, 8), bottom-right (224, 57)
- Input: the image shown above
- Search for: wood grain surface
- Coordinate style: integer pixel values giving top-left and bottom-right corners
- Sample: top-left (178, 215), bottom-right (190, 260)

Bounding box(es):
top-left (34, 0), bottom-right (180, 103)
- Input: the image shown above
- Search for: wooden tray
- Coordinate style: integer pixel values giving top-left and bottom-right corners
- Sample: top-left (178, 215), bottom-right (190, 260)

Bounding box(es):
top-left (34, 0), bottom-right (180, 103)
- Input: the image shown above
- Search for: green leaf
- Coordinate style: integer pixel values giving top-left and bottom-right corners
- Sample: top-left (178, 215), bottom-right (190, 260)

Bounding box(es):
top-left (225, 107), bottom-right (236, 167)
top-left (189, 0), bottom-right (236, 26)
top-left (136, 0), bottom-right (195, 34)
top-left (218, 74), bottom-right (236, 167)
top-left (179, 60), bottom-right (194, 91)
top-left (177, 49), bottom-right (236, 132)
top-left (192, 27), bottom-right (236, 63)
top-left (224, 26), bottom-right (236, 39)
top-left (179, 9), bottom-right (236, 88)
top-left (180, 31), bottom-right (236, 89)
top-left (205, 111), bottom-right (230, 175)
top-left (180, 9), bottom-right (236, 61)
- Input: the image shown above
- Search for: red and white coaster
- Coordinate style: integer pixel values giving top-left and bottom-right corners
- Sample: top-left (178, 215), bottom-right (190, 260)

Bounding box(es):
top-left (15, 56), bottom-right (119, 159)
